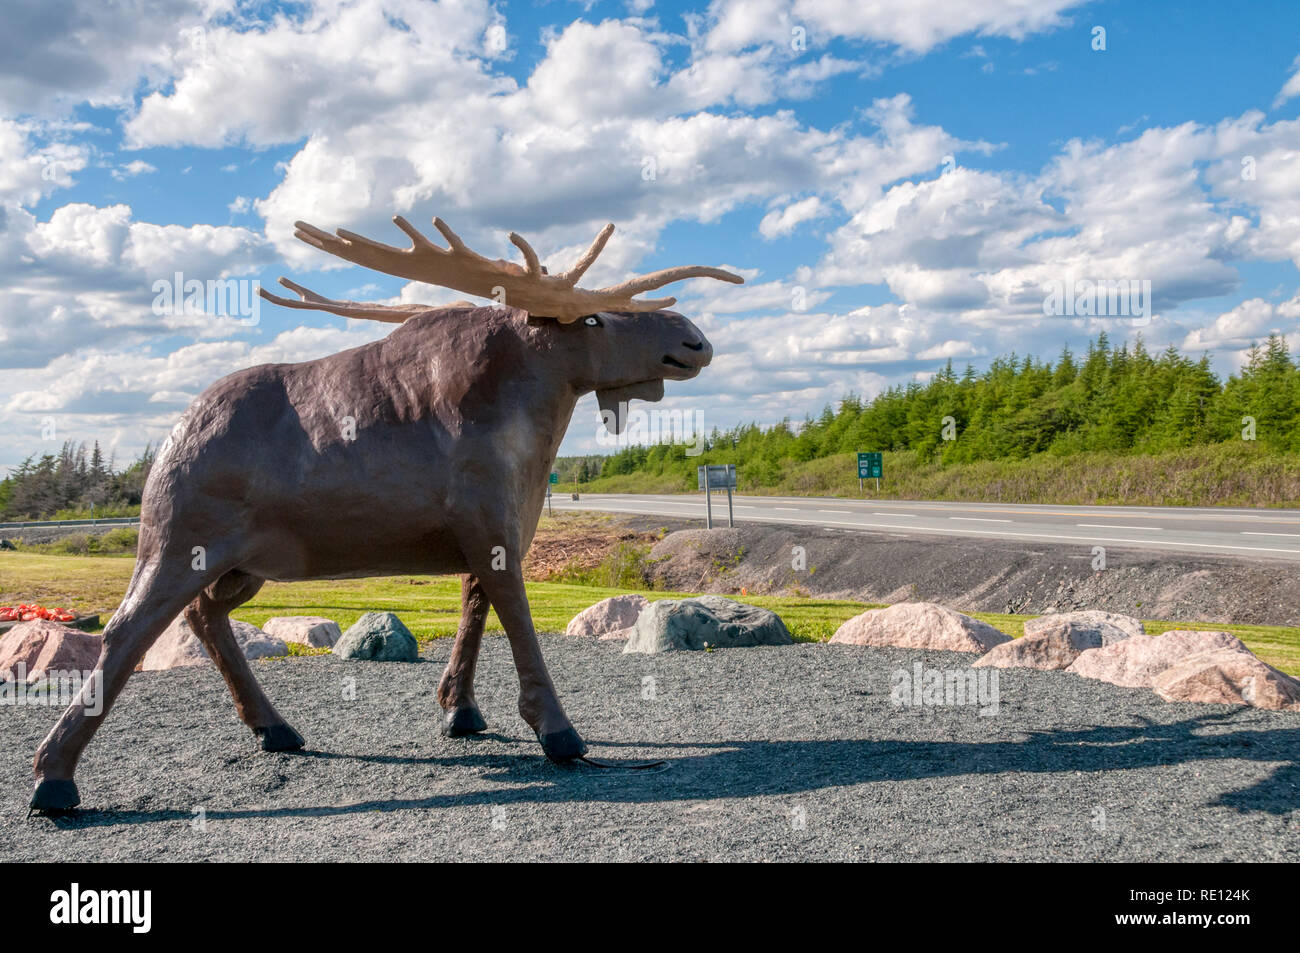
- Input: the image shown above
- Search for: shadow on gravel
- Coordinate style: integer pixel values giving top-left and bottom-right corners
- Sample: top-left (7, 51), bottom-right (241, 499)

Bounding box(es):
top-left (42, 711), bottom-right (1300, 828)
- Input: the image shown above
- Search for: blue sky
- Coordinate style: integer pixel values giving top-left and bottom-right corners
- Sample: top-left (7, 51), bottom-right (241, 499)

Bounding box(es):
top-left (2, 0), bottom-right (1300, 471)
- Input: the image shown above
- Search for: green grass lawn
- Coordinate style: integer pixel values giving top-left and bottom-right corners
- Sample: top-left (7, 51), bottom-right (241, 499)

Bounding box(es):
top-left (3, 552), bottom-right (1299, 674)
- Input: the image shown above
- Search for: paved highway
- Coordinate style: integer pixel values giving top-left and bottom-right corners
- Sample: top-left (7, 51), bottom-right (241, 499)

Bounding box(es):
top-left (8, 499), bottom-right (1300, 561)
top-left (549, 493), bottom-right (1300, 561)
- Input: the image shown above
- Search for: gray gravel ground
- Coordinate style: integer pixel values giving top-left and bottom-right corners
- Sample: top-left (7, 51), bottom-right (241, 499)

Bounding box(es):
top-left (2, 635), bottom-right (1298, 861)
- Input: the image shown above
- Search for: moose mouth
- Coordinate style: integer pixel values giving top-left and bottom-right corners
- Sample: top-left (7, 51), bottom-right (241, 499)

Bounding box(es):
top-left (661, 349), bottom-right (710, 380)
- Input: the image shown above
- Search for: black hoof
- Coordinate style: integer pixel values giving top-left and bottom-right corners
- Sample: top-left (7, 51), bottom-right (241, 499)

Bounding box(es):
top-left (256, 723), bottom-right (305, 752)
top-left (31, 778), bottom-right (80, 814)
top-left (537, 727), bottom-right (587, 763)
top-left (442, 705), bottom-right (488, 737)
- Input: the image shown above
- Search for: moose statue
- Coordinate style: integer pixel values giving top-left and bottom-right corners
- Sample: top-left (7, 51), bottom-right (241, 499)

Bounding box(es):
top-left (30, 215), bottom-right (742, 812)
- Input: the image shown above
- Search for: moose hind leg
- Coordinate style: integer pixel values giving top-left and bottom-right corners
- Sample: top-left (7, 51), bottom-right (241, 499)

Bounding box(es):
top-left (437, 574), bottom-right (489, 737)
top-left (185, 570), bottom-right (304, 752)
top-left (470, 555), bottom-right (585, 763)
top-left (31, 555), bottom-right (210, 812)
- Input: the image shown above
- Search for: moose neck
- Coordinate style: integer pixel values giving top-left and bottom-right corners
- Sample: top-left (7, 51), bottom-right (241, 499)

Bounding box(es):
top-left (382, 309), bottom-right (587, 494)
top-left (532, 384), bottom-right (582, 473)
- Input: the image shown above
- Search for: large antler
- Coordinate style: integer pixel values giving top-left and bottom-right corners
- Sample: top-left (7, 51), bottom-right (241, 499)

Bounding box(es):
top-left (262, 215), bottom-right (743, 323)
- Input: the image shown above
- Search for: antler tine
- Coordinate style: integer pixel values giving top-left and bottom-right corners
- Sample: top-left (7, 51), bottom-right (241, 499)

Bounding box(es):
top-left (431, 216), bottom-right (473, 254)
top-left (624, 295), bottom-right (679, 312)
top-left (392, 215), bottom-right (438, 250)
top-left (599, 265), bottom-right (745, 298)
top-left (557, 223), bottom-right (615, 287)
top-left (292, 221), bottom-right (333, 251)
top-left (277, 277), bottom-right (333, 304)
top-left (334, 226), bottom-right (408, 255)
top-left (258, 277), bottom-right (432, 324)
top-left (509, 231), bottom-right (543, 276)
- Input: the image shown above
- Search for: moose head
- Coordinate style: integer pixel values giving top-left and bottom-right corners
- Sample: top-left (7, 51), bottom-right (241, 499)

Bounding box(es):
top-left (30, 214), bottom-right (742, 813)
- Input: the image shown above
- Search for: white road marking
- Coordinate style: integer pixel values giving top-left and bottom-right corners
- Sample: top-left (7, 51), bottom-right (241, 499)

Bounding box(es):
top-left (950, 517), bottom-right (1012, 523)
top-left (553, 502), bottom-right (1300, 556)
top-left (1076, 524), bottom-right (1161, 530)
top-left (742, 515), bottom-right (1300, 555)
top-left (1241, 531), bottom-right (1300, 537)
top-left (818, 509), bottom-right (853, 514)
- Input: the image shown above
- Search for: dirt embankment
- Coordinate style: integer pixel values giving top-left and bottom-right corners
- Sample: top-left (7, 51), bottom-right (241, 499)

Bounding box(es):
top-left (523, 514), bottom-right (664, 581)
top-left (643, 524), bottom-right (1300, 627)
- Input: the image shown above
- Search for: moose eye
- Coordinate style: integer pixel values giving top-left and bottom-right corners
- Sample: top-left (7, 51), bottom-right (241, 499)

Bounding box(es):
top-left (584, 315), bottom-right (601, 327)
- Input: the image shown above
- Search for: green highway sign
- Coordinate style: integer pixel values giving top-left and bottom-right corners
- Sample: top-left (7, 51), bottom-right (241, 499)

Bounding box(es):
top-left (548, 472), bottom-right (559, 484)
top-left (857, 452), bottom-right (882, 479)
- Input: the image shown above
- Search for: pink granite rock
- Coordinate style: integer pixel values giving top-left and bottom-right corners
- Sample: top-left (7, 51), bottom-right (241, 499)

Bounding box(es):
top-left (1152, 649), bottom-right (1300, 710)
top-left (830, 603), bottom-right (1009, 653)
top-left (262, 616), bottom-right (341, 648)
top-left (1023, 610), bottom-right (1142, 644)
top-left (141, 616), bottom-right (287, 671)
top-left (1067, 630), bottom-right (1251, 688)
top-left (974, 619), bottom-right (1102, 671)
top-left (565, 594), bottom-right (650, 641)
top-left (0, 620), bottom-right (101, 683)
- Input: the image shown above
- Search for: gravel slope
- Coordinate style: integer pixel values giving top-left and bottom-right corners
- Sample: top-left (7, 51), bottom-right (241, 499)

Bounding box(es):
top-left (640, 523), bottom-right (1300, 626)
top-left (2, 635), bottom-right (1298, 862)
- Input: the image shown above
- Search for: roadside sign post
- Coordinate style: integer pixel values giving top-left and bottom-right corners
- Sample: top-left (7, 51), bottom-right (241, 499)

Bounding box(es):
top-left (547, 471), bottom-right (557, 516)
top-left (857, 452), bottom-right (883, 494)
top-left (698, 464), bottom-right (737, 528)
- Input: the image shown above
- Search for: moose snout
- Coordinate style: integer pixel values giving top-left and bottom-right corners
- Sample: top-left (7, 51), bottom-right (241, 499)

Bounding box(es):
top-left (662, 330), bottom-right (712, 376)
top-left (687, 336), bottom-right (713, 365)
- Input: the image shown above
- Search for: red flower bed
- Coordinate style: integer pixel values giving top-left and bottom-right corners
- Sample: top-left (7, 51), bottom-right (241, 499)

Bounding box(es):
top-left (0, 604), bottom-right (77, 623)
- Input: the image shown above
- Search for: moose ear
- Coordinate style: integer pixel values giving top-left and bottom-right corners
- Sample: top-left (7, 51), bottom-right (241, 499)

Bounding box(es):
top-left (596, 380), bottom-right (665, 434)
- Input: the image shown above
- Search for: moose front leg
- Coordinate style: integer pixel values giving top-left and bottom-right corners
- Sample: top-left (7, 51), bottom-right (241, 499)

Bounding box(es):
top-left (436, 574), bottom-right (490, 737)
top-left (471, 553), bottom-right (586, 763)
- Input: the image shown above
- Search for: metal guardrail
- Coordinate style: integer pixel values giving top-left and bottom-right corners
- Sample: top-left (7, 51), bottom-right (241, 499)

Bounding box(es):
top-left (0, 517), bottom-right (140, 530)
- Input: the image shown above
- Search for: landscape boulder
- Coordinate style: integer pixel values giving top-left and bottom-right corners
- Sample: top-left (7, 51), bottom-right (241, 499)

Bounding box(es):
top-left (0, 620), bottom-right (101, 683)
top-left (333, 612), bottom-right (419, 662)
top-left (1023, 610), bottom-right (1142, 644)
top-left (1152, 649), bottom-right (1300, 710)
top-left (623, 595), bottom-right (792, 654)
top-left (974, 619), bottom-right (1105, 671)
top-left (565, 594), bottom-right (649, 641)
top-left (142, 617), bottom-right (288, 671)
top-left (1066, 630), bottom-right (1250, 688)
top-left (830, 602), bottom-right (1009, 653)
top-left (262, 615), bottom-right (342, 648)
